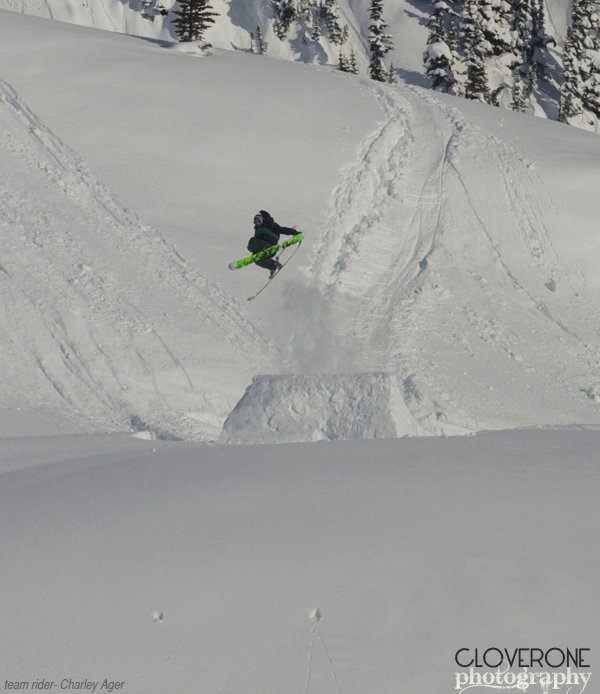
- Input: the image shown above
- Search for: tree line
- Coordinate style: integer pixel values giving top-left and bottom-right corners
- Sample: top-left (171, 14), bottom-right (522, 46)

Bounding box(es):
top-left (424, 0), bottom-right (600, 127)
top-left (164, 0), bottom-right (600, 128)
top-left (170, 0), bottom-right (395, 82)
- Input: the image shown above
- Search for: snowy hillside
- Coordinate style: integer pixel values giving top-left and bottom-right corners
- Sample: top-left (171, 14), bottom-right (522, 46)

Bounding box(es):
top-left (0, 74), bottom-right (273, 441)
top-left (3, 1), bottom-right (592, 129)
top-left (0, 0), bottom-right (423, 70)
top-left (0, 0), bottom-right (572, 76)
top-left (1, 10), bottom-right (600, 442)
top-left (1, 11), bottom-right (599, 694)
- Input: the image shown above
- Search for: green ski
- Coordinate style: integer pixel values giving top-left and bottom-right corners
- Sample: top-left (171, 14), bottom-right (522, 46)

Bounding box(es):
top-left (246, 240), bottom-right (302, 301)
top-left (228, 233), bottom-right (304, 270)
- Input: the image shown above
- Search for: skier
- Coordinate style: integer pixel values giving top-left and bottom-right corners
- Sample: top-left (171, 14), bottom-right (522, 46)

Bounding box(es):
top-left (248, 210), bottom-right (298, 278)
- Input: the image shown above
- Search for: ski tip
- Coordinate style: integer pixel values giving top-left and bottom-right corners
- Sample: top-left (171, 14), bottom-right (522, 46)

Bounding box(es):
top-left (228, 262), bottom-right (238, 270)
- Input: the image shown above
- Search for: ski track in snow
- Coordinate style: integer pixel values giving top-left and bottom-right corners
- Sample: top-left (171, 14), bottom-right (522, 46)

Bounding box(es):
top-left (2, 43), bottom-right (600, 441)
top-left (0, 79), bottom-right (273, 440)
top-left (302, 81), bottom-right (600, 435)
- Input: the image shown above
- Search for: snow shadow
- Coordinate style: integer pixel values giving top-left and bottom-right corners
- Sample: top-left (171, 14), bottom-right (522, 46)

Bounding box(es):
top-left (227, 0), bottom-right (271, 35)
top-left (290, 33), bottom-right (330, 65)
top-left (396, 67), bottom-right (429, 88)
top-left (404, 0), bottom-right (431, 27)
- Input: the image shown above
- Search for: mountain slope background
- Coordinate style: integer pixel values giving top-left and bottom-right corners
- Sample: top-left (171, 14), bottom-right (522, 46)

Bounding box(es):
top-left (0, 2), bottom-right (573, 89)
top-left (1, 9), bottom-right (600, 441)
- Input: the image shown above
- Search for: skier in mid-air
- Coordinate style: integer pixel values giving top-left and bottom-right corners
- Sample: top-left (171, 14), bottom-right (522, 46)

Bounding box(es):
top-left (247, 210), bottom-right (298, 278)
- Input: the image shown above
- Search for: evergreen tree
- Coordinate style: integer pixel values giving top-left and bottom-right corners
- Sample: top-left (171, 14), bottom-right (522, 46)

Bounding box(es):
top-left (579, 0), bottom-right (600, 120)
top-left (348, 48), bottom-right (359, 74)
top-left (324, 0), bottom-right (349, 45)
top-left (478, 0), bottom-right (514, 56)
top-left (368, 0), bottom-right (394, 81)
top-left (559, 0), bottom-right (600, 124)
top-left (173, 0), bottom-right (218, 43)
top-left (387, 59), bottom-right (397, 83)
top-left (272, 0), bottom-right (297, 40)
top-left (559, 21), bottom-right (584, 122)
top-left (511, 70), bottom-right (528, 111)
top-left (251, 25), bottom-right (268, 54)
top-left (338, 51), bottom-right (349, 72)
top-left (512, 0), bottom-right (554, 101)
top-left (530, 0), bottom-right (554, 78)
top-left (462, 0), bottom-right (491, 102)
top-left (424, 0), bottom-right (462, 93)
top-left (512, 0), bottom-right (535, 100)
top-left (272, 0), bottom-right (349, 48)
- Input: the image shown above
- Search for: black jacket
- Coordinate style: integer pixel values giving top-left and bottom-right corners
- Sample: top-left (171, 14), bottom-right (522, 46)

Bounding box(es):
top-left (254, 210), bottom-right (297, 245)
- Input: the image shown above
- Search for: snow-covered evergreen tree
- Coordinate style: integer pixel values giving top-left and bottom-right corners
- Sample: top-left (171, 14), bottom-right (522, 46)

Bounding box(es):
top-left (530, 0), bottom-right (554, 78)
top-left (338, 50), bottom-right (349, 72)
top-left (272, 0), bottom-right (297, 40)
top-left (511, 70), bottom-right (528, 111)
top-left (424, 0), bottom-right (462, 93)
top-left (173, 0), bottom-right (218, 43)
top-left (578, 0), bottom-right (600, 120)
top-left (251, 25), bottom-right (268, 54)
top-left (271, 0), bottom-right (348, 47)
top-left (387, 59), bottom-right (397, 83)
top-left (348, 48), bottom-right (359, 75)
top-left (323, 0), bottom-right (349, 45)
top-left (368, 0), bottom-right (394, 81)
top-left (462, 0), bottom-right (492, 102)
top-left (337, 47), bottom-right (358, 75)
top-left (512, 0), bottom-right (554, 104)
top-left (559, 20), bottom-right (584, 122)
top-left (559, 0), bottom-right (600, 125)
top-left (479, 0), bottom-right (514, 57)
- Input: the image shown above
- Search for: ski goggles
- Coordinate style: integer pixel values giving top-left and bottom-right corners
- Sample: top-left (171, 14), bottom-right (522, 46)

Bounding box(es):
top-left (253, 214), bottom-right (264, 227)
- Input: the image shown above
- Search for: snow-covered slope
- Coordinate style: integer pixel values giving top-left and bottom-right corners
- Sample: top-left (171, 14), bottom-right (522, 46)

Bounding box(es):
top-left (1, 10), bottom-right (600, 442)
top-left (0, 0), bottom-right (173, 37)
top-left (2, 429), bottom-right (599, 693)
top-left (0, 0), bottom-right (572, 76)
top-left (1, 12), bottom-right (599, 691)
top-left (0, 77), bottom-right (272, 441)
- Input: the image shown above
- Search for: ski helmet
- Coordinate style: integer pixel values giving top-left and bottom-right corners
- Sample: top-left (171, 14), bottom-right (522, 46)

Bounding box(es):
top-left (253, 213), bottom-right (264, 227)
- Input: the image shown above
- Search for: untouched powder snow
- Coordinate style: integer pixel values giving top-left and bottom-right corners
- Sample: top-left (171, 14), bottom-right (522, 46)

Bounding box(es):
top-left (1, 429), bottom-right (599, 693)
top-left (0, 0), bottom-right (174, 37)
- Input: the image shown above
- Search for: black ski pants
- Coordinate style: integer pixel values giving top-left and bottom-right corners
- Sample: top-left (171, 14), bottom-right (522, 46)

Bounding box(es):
top-left (247, 236), bottom-right (278, 272)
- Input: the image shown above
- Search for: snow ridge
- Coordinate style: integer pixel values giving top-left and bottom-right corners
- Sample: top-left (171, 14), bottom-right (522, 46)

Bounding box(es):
top-left (269, 81), bottom-right (600, 439)
top-left (307, 83), bottom-right (452, 355)
top-left (0, 79), bottom-right (272, 440)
